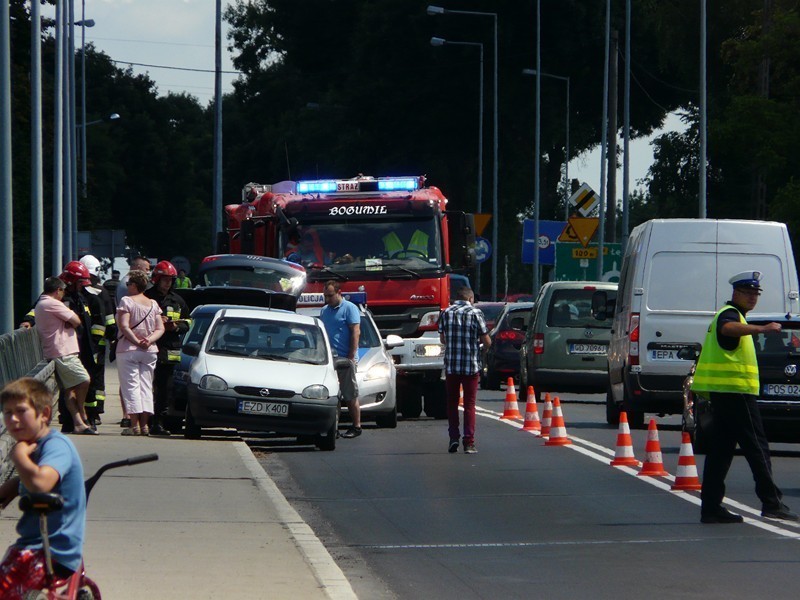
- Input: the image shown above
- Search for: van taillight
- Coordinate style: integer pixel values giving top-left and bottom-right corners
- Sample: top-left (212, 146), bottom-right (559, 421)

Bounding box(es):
top-left (628, 313), bottom-right (640, 366)
top-left (533, 333), bottom-right (545, 354)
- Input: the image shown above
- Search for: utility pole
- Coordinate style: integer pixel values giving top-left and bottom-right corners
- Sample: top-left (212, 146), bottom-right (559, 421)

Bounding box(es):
top-left (606, 29), bottom-right (619, 243)
top-left (32, 0), bottom-right (45, 301)
top-left (754, 0), bottom-right (772, 219)
top-left (1, 0), bottom-right (13, 333)
top-left (212, 0), bottom-right (223, 250)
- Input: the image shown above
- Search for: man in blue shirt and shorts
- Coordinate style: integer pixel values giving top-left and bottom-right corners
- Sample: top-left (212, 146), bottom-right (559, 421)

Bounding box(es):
top-left (320, 281), bottom-right (362, 438)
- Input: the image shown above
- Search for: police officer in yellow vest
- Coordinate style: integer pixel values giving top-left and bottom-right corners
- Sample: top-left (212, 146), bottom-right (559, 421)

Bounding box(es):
top-left (692, 270), bottom-right (797, 523)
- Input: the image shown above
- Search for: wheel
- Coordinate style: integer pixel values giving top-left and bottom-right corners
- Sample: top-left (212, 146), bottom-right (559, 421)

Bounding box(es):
top-left (485, 369), bottom-right (501, 391)
top-left (691, 397), bottom-right (711, 454)
top-left (183, 402), bottom-right (201, 439)
top-left (424, 380), bottom-right (447, 419)
top-left (77, 585), bottom-right (96, 600)
top-left (375, 406), bottom-right (398, 428)
top-left (316, 408), bottom-right (338, 451)
top-left (605, 386), bottom-right (621, 426)
top-left (401, 389), bottom-right (423, 419)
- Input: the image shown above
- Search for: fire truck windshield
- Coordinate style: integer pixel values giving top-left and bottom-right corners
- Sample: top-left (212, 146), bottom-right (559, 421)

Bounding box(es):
top-left (282, 217), bottom-right (441, 274)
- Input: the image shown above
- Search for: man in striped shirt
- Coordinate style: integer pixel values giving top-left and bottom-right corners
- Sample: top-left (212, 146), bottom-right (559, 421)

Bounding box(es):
top-left (439, 286), bottom-right (491, 454)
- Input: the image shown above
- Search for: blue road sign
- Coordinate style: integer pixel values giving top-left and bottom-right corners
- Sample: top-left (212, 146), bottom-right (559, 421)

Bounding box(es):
top-left (475, 237), bottom-right (492, 263)
top-left (521, 220), bottom-right (566, 265)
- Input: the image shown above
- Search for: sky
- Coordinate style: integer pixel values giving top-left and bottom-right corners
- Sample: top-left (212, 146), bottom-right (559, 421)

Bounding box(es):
top-left (46, 0), bottom-right (684, 206)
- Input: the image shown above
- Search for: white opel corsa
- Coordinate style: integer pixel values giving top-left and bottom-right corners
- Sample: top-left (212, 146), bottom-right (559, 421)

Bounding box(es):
top-left (184, 306), bottom-right (344, 450)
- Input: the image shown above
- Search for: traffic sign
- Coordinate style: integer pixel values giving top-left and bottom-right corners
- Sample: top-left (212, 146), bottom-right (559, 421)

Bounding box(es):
top-left (568, 183), bottom-right (599, 217)
top-left (521, 220), bottom-right (566, 265)
top-left (473, 214), bottom-right (491, 237)
top-left (474, 237), bottom-right (492, 263)
top-left (554, 242), bottom-right (621, 282)
top-left (564, 216), bottom-right (599, 248)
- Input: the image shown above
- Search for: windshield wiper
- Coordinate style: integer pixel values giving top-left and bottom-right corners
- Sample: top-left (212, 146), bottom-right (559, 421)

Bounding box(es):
top-left (310, 266), bottom-right (348, 281)
top-left (382, 265), bottom-right (421, 279)
top-left (209, 348), bottom-right (248, 357)
top-left (253, 353), bottom-right (290, 361)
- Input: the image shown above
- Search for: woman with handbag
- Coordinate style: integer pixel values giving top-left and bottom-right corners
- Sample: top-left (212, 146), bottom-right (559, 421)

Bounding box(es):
top-left (115, 269), bottom-right (164, 436)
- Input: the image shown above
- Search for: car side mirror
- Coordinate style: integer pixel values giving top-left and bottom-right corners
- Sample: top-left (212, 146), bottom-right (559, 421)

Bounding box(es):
top-left (183, 342), bottom-right (201, 357)
top-left (384, 334), bottom-right (404, 350)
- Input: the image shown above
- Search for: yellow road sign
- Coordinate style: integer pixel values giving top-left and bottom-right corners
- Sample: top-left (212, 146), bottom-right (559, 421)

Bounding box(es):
top-left (571, 247), bottom-right (597, 259)
top-left (473, 213), bottom-right (491, 237)
top-left (566, 216), bottom-right (599, 248)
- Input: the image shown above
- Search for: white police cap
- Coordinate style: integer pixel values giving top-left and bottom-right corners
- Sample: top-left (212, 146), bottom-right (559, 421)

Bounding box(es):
top-left (729, 270), bottom-right (762, 290)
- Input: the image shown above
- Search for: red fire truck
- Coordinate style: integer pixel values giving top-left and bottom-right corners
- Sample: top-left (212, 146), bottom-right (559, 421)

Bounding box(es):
top-left (220, 175), bottom-right (475, 419)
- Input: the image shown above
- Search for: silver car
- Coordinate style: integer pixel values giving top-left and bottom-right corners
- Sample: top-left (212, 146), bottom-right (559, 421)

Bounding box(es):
top-left (297, 306), bottom-right (402, 428)
top-left (184, 306), bottom-right (343, 450)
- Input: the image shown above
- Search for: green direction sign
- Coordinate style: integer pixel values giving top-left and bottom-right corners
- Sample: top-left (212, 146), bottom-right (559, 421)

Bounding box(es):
top-left (554, 242), bottom-right (622, 282)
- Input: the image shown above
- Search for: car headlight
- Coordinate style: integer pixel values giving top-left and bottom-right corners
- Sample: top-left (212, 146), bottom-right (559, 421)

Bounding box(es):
top-left (199, 374), bottom-right (228, 391)
top-left (364, 362), bottom-right (390, 381)
top-left (302, 384), bottom-right (329, 399)
top-left (415, 344), bottom-right (443, 357)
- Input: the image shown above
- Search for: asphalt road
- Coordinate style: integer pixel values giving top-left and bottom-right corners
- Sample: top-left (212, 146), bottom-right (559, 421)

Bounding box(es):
top-left (249, 389), bottom-right (800, 600)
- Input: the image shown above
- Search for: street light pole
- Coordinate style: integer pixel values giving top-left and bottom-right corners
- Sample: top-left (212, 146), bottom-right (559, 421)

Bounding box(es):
top-left (77, 3), bottom-right (95, 200)
top-left (430, 36), bottom-right (484, 295)
top-left (597, 0), bottom-right (611, 280)
top-left (428, 5), bottom-right (499, 300)
top-left (1, 0), bottom-right (13, 332)
top-left (699, 0), bottom-right (707, 218)
top-left (31, 0), bottom-right (44, 302)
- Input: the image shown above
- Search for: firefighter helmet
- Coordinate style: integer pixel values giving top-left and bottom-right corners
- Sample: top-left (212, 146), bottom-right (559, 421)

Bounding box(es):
top-left (152, 260), bottom-right (178, 284)
top-left (60, 261), bottom-right (91, 286)
top-left (79, 254), bottom-right (101, 277)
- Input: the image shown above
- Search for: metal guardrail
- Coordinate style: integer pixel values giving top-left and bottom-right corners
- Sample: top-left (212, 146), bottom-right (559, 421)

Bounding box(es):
top-left (0, 327), bottom-right (59, 485)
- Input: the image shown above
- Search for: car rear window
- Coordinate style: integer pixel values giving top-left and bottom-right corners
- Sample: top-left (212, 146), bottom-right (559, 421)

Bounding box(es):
top-left (752, 322), bottom-right (800, 356)
top-left (206, 317), bottom-right (328, 364)
top-left (547, 289), bottom-right (616, 329)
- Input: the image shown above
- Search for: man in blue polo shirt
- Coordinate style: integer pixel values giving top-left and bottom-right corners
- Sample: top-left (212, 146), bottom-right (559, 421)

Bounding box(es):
top-left (320, 281), bottom-right (362, 438)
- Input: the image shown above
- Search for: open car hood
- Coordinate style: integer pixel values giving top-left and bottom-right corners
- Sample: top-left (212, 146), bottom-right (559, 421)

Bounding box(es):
top-left (175, 286), bottom-right (298, 312)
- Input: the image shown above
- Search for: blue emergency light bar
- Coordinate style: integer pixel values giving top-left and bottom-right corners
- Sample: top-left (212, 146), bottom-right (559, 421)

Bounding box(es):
top-left (296, 177), bottom-right (421, 195)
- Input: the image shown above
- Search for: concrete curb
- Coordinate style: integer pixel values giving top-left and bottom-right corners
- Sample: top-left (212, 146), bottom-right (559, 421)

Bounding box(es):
top-left (234, 443), bottom-right (357, 600)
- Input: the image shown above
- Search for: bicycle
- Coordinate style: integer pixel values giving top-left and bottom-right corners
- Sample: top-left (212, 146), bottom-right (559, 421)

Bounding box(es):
top-left (9, 453), bottom-right (159, 600)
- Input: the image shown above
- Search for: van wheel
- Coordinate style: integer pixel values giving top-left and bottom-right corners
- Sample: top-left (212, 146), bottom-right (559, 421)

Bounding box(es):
top-left (692, 421), bottom-right (708, 454)
top-left (626, 409), bottom-right (645, 430)
top-left (605, 388), bottom-right (621, 426)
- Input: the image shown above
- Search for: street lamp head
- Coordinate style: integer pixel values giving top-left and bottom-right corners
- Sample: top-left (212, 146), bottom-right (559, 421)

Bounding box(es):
top-left (108, 113), bottom-right (120, 121)
top-left (75, 19), bottom-right (95, 27)
top-left (522, 68), bottom-right (537, 76)
top-left (426, 5), bottom-right (445, 15)
top-left (430, 37), bottom-right (447, 47)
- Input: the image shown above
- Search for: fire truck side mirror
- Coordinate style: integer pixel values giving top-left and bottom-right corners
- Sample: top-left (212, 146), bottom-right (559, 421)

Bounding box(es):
top-left (445, 211), bottom-right (476, 270)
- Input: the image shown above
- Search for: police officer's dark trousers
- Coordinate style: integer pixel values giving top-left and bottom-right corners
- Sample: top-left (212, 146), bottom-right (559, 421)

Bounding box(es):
top-left (701, 392), bottom-right (782, 511)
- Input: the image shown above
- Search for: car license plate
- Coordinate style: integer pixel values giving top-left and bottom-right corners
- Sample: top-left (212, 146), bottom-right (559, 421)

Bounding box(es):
top-left (763, 384), bottom-right (800, 397)
top-left (569, 343), bottom-right (606, 355)
top-left (649, 349), bottom-right (683, 361)
top-left (238, 400), bottom-right (289, 417)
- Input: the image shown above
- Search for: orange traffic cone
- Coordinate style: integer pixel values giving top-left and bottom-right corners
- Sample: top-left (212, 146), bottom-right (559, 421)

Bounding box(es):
top-left (610, 411), bottom-right (640, 467)
top-left (500, 378), bottom-right (522, 419)
top-left (637, 419), bottom-right (669, 477)
top-left (544, 397), bottom-right (572, 446)
top-left (540, 393), bottom-right (553, 438)
top-left (521, 386), bottom-right (541, 432)
top-left (671, 432), bottom-right (702, 491)
top-left (458, 384), bottom-right (464, 407)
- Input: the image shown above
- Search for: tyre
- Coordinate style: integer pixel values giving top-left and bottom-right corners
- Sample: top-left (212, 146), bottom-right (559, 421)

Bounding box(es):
top-left (375, 406), bottom-right (398, 428)
top-left (183, 403), bottom-right (201, 439)
top-left (605, 386), bottom-right (621, 426)
top-left (316, 409), bottom-right (338, 451)
top-left (162, 415), bottom-right (183, 434)
top-left (424, 380), bottom-right (447, 419)
top-left (398, 379), bottom-right (423, 419)
top-left (77, 586), bottom-right (96, 600)
top-left (485, 369), bottom-right (501, 391)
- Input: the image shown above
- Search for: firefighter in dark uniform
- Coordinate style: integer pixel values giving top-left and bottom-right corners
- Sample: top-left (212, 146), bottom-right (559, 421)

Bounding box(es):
top-left (80, 254), bottom-right (117, 425)
top-left (59, 261), bottom-right (105, 432)
top-left (145, 260), bottom-right (191, 436)
top-left (692, 270), bottom-right (798, 523)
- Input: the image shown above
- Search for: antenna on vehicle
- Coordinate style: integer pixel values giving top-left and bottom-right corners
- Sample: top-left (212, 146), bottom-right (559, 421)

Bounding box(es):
top-left (284, 141), bottom-right (291, 180)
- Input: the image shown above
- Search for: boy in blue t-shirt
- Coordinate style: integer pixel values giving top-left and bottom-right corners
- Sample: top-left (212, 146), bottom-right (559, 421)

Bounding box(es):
top-left (0, 378), bottom-right (86, 593)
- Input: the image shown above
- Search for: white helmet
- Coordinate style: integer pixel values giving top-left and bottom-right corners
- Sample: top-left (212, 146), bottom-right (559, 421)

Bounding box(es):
top-left (79, 254), bottom-right (101, 277)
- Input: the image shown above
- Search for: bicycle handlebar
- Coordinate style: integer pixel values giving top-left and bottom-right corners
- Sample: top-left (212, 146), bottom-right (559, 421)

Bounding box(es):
top-left (85, 453), bottom-right (159, 498)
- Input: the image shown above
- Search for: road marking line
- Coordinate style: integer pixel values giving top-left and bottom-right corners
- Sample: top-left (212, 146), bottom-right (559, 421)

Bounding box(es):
top-left (233, 442), bottom-right (358, 600)
top-left (358, 537), bottom-right (712, 550)
top-left (472, 406), bottom-right (800, 539)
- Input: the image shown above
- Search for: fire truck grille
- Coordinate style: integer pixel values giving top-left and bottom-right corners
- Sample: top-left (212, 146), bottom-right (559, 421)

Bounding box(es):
top-left (368, 305), bottom-right (439, 338)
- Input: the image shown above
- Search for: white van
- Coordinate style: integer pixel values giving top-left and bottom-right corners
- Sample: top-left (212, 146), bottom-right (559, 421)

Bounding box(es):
top-left (599, 219), bottom-right (799, 428)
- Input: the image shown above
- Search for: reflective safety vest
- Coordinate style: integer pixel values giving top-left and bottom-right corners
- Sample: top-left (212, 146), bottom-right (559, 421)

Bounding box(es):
top-left (691, 305), bottom-right (759, 395)
top-left (382, 232), bottom-right (404, 256)
top-left (407, 230), bottom-right (429, 257)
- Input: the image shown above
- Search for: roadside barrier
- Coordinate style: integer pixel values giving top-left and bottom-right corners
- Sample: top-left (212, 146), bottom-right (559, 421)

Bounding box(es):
top-left (610, 411), bottom-right (640, 467)
top-left (500, 378), bottom-right (521, 419)
top-left (540, 393), bottom-right (553, 438)
top-left (637, 419), bottom-right (670, 477)
top-left (544, 397), bottom-right (572, 446)
top-left (671, 432), bottom-right (702, 490)
top-left (521, 386), bottom-right (541, 432)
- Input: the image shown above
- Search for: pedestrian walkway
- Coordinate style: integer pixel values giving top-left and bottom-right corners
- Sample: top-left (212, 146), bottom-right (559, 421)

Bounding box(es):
top-left (0, 365), bottom-right (356, 599)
